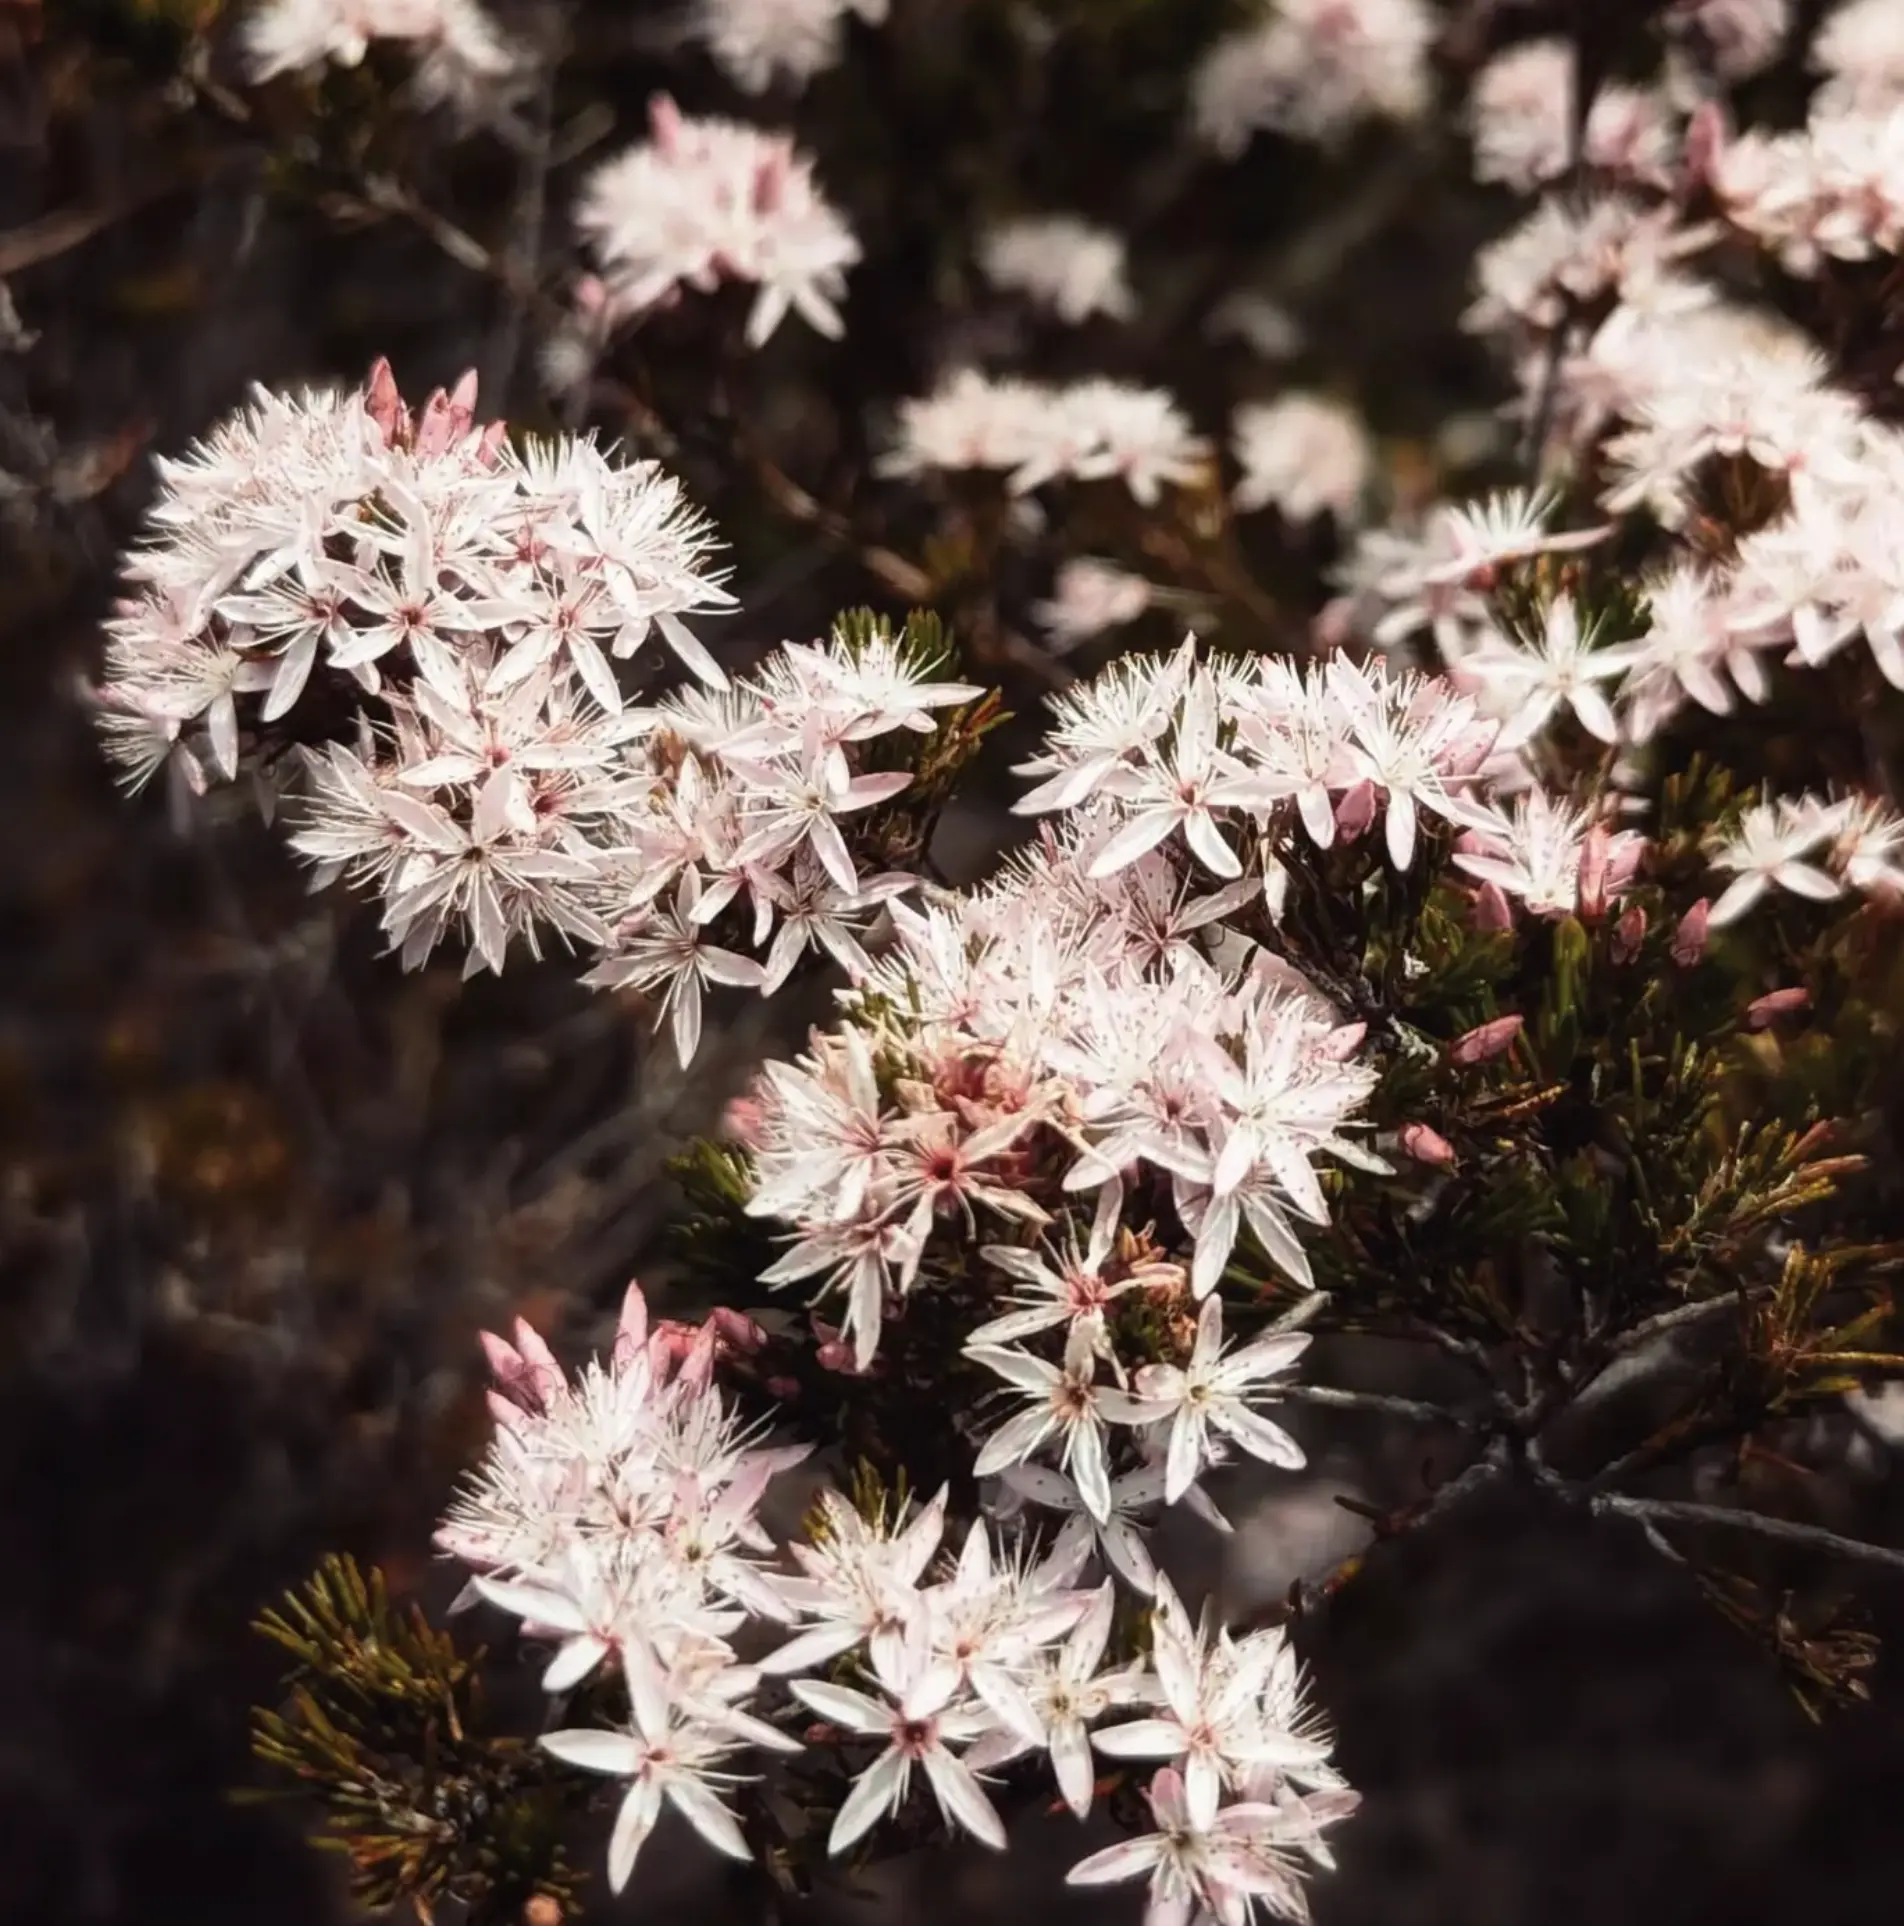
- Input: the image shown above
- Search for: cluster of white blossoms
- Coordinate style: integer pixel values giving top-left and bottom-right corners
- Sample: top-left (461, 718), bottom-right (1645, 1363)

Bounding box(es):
top-left (1709, 101), bottom-right (1904, 276)
top-left (1231, 393), bottom-right (1372, 524)
top-left (1706, 792), bottom-right (1904, 925)
top-left (240, 0), bottom-right (518, 102)
top-left (738, 639), bottom-right (1548, 1379)
top-left (575, 97), bottom-right (860, 349)
top-left (1469, 38), bottom-right (1679, 194)
top-left (93, 367), bottom-right (992, 1010)
top-left (1809, 0), bottom-right (1904, 116)
top-left (1191, 0), bottom-right (1436, 155)
top-left (881, 369), bottom-right (1212, 504)
top-left (978, 216), bottom-right (1137, 327)
top-left (693, 0), bottom-right (887, 94)
top-left (1031, 557), bottom-right (1158, 651)
top-left (443, 1284), bottom-right (1356, 1903)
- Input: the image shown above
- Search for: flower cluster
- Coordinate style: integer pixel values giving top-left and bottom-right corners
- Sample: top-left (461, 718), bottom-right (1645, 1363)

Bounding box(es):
top-left (978, 216), bottom-right (1137, 326)
top-left (881, 370), bottom-right (1211, 504)
top-left (1231, 392), bottom-right (1372, 524)
top-left (575, 97), bottom-right (859, 349)
top-left (241, 0), bottom-right (518, 102)
top-left (692, 0), bottom-right (887, 94)
top-left (1191, 0), bottom-right (1436, 155)
top-left (444, 1287), bottom-right (1353, 1902)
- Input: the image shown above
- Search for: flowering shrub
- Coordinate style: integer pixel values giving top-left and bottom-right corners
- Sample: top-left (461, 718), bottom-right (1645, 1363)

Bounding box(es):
top-left (43, 0), bottom-right (1904, 1919)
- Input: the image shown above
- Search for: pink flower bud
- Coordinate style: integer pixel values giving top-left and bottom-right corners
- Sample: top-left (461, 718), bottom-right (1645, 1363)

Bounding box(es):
top-left (1400, 1122), bottom-right (1457, 1168)
top-left (1683, 98), bottom-right (1731, 190)
top-left (1577, 825), bottom-right (1612, 923)
top-left (612, 1280), bottom-right (649, 1371)
top-left (722, 1095), bottom-right (767, 1148)
top-left (709, 1306), bottom-right (767, 1354)
top-left (1319, 1021), bottom-right (1367, 1062)
top-left (476, 418), bottom-right (508, 468)
top-left (1671, 899), bottom-right (1710, 967)
top-left (765, 1375), bottom-right (802, 1400)
top-left (1746, 986), bottom-right (1810, 1030)
top-left (1472, 880), bottom-right (1514, 933)
top-left (509, 1317), bottom-right (563, 1405)
top-left (363, 356), bottom-right (407, 446)
top-left (1612, 903), bottom-right (1647, 963)
top-left (650, 92), bottom-right (684, 155)
top-left (1334, 779), bottom-right (1378, 842)
top-left (1450, 1013), bottom-right (1524, 1066)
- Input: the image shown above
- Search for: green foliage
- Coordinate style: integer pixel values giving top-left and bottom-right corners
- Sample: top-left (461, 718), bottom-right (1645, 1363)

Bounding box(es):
top-left (250, 1557), bottom-right (583, 1924)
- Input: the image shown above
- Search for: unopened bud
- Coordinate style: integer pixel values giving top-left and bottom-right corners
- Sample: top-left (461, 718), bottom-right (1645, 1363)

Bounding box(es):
top-left (709, 1305), bottom-right (767, 1354)
top-left (1334, 779), bottom-right (1378, 843)
top-left (363, 355), bottom-right (406, 446)
top-left (1400, 1122), bottom-right (1457, 1168)
top-left (1746, 986), bottom-right (1810, 1030)
top-left (765, 1374), bottom-right (802, 1400)
top-left (1671, 899), bottom-right (1710, 967)
top-left (1450, 1013), bottom-right (1524, 1066)
top-left (1612, 903), bottom-right (1647, 964)
top-left (722, 1095), bottom-right (767, 1148)
top-left (1318, 1021), bottom-right (1367, 1062)
top-left (523, 1897), bottom-right (563, 1926)
top-left (1472, 880), bottom-right (1514, 933)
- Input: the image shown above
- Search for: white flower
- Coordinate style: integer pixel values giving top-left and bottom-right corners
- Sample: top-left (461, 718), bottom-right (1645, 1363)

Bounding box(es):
top-left (790, 1664), bottom-right (1006, 1855)
top-left (1068, 1764), bottom-right (1354, 1926)
top-left (965, 1581), bottom-right (1148, 1817)
top-left (584, 868), bottom-right (767, 1067)
top-left (694, 0), bottom-right (885, 93)
top-left (541, 1638), bottom-right (771, 1892)
top-left (1231, 394), bottom-right (1371, 524)
top-left (1459, 594), bottom-right (1636, 748)
top-left (1193, 0), bottom-right (1435, 154)
top-left (576, 98), bottom-right (859, 348)
top-left (968, 1323), bottom-right (1157, 1524)
top-left (1129, 1296), bottom-right (1308, 1503)
top-left (1707, 795), bottom-right (1848, 926)
top-left (1032, 558), bottom-right (1156, 651)
top-left (980, 216), bottom-right (1136, 325)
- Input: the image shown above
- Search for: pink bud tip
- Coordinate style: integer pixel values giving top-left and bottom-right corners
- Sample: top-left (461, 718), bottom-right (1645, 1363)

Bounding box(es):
top-left (612, 1280), bottom-right (649, 1370)
top-left (710, 1306), bottom-right (768, 1353)
top-left (1450, 1013), bottom-right (1524, 1066)
top-left (1318, 1022), bottom-right (1367, 1062)
top-left (1671, 899), bottom-right (1710, 967)
top-left (1471, 880), bottom-right (1514, 933)
top-left (1746, 987), bottom-right (1810, 1029)
top-left (1577, 825), bottom-right (1612, 922)
top-left (722, 1095), bottom-right (767, 1148)
top-left (1334, 779), bottom-right (1378, 842)
top-left (1400, 1123), bottom-right (1457, 1168)
top-left (363, 356), bottom-right (407, 446)
top-left (765, 1374), bottom-right (803, 1400)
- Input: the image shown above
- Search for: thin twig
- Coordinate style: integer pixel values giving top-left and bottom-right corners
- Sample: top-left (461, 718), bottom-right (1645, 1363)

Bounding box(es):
top-left (1604, 1290), bottom-right (1759, 1356)
top-left (1593, 1495), bottom-right (1904, 1576)
top-left (1277, 1384), bottom-right (1473, 1428)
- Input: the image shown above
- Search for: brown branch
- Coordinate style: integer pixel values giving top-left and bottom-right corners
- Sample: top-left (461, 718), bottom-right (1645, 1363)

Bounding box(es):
top-left (1593, 1495), bottom-right (1904, 1577)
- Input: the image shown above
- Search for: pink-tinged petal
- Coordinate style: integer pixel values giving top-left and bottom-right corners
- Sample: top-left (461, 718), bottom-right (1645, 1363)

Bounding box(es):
top-left (540, 1728), bottom-right (643, 1776)
top-left (474, 1576), bottom-right (591, 1634)
top-left (1213, 1404), bottom-right (1306, 1471)
top-left (656, 611), bottom-right (729, 690)
top-left (1183, 808), bottom-right (1242, 880)
top-left (1091, 1718), bottom-right (1185, 1760)
top-left (607, 1777), bottom-right (663, 1894)
top-left (1050, 1718), bottom-right (1098, 1819)
top-left (761, 1622), bottom-right (865, 1676)
top-left (828, 1746), bottom-right (908, 1855)
top-left (667, 1777), bottom-right (752, 1861)
top-left (1067, 1834), bottom-right (1166, 1886)
top-left (542, 1634), bottom-right (612, 1693)
top-left (790, 1679), bottom-right (893, 1735)
top-left (622, 1636), bottom-right (674, 1742)
top-left (1184, 1750), bottom-right (1222, 1830)
top-left (922, 1747), bottom-right (1007, 1850)
top-left (974, 1406), bottom-right (1060, 1478)
top-left (1087, 807), bottom-right (1180, 879)
top-left (1165, 1413), bottom-right (1203, 1503)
